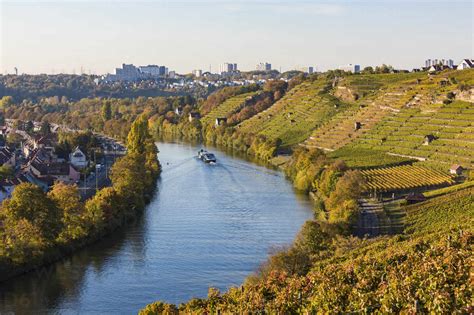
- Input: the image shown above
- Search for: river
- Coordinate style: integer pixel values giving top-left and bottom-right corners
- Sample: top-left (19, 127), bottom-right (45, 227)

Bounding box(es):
top-left (0, 142), bottom-right (313, 314)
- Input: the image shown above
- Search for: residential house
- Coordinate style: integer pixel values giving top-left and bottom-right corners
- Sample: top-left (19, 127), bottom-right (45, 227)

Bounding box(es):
top-left (33, 134), bottom-right (57, 150)
top-left (457, 59), bottom-right (474, 70)
top-left (29, 160), bottom-right (80, 186)
top-left (0, 147), bottom-right (15, 168)
top-left (0, 175), bottom-right (29, 203)
top-left (428, 65), bottom-right (451, 73)
top-left (175, 107), bottom-right (183, 116)
top-left (0, 126), bottom-right (8, 137)
top-left (69, 147), bottom-right (88, 169)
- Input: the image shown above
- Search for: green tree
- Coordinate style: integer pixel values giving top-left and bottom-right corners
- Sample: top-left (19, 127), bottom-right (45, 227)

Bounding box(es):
top-left (102, 101), bottom-right (112, 121)
top-left (25, 120), bottom-right (34, 134)
top-left (48, 182), bottom-right (87, 242)
top-left (0, 96), bottom-right (14, 109)
top-left (127, 115), bottom-right (150, 154)
top-left (39, 121), bottom-right (51, 136)
top-left (0, 165), bottom-right (14, 181)
top-left (84, 187), bottom-right (122, 232)
top-left (2, 183), bottom-right (62, 241)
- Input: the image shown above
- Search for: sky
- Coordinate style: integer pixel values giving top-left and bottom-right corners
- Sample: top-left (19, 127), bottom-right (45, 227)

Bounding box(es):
top-left (0, 0), bottom-right (473, 74)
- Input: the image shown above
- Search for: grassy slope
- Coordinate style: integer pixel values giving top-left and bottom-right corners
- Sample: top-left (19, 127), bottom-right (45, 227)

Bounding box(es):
top-left (140, 188), bottom-right (473, 313)
top-left (238, 79), bottom-right (350, 148)
top-left (319, 69), bottom-right (473, 169)
top-left (201, 91), bottom-right (258, 125)
top-left (305, 72), bottom-right (426, 151)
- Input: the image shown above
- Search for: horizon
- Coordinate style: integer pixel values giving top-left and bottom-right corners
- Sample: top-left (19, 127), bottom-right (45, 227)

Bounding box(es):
top-left (0, 0), bottom-right (473, 74)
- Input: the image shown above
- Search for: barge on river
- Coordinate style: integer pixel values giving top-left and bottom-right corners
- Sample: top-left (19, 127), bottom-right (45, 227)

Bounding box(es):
top-left (197, 149), bottom-right (217, 163)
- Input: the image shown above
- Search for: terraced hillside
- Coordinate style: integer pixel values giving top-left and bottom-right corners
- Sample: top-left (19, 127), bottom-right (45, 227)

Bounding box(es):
top-left (361, 165), bottom-right (455, 192)
top-left (238, 80), bottom-right (348, 147)
top-left (201, 91), bottom-right (259, 125)
top-left (311, 70), bottom-right (474, 169)
top-left (355, 100), bottom-right (474, 168)
top-left (304, 72), bottom-right (454, 151)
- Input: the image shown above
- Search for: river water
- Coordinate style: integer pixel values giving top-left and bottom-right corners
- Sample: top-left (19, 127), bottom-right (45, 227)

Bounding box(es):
top-left (0, 142), bottom-right (313, 314)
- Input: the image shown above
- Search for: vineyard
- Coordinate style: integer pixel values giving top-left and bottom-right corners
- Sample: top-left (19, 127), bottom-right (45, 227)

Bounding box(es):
top-left (238, 80), bottom-right (348, 147)
top-left (141, 188), bottom-right (474, 314)
top-left (355, 100), bottom-right (474, 168)
top-left (201, 91), bottom-right (259, 125)
top-left (304, 74), bottom-right (424, 151)
top-left (361, 165), bottom-right (455, 192)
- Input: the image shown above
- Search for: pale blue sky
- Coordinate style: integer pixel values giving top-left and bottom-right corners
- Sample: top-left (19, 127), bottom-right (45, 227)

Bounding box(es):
top-left (0, 0), bottom-right (473, 74)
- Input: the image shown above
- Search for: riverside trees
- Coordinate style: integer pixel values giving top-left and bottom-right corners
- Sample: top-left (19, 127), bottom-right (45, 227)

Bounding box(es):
top-left (0, 115), bottom-right (160, 280)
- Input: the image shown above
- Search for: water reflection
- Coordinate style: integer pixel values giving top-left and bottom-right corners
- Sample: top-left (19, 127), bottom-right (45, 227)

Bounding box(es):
top-left (0, 142), bottom-right (313, 314)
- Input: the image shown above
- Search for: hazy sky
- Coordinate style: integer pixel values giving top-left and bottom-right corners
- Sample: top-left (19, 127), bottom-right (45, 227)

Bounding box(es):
top-left (0, 0), bottom-right (473, 74)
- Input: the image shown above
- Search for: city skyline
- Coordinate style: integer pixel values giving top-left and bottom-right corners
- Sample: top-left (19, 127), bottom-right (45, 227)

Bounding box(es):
top-left (1, 0), bottom-right (472, 74)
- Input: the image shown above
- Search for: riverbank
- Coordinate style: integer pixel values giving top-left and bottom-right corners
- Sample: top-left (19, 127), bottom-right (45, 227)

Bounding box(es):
top-left (0, 141), bottom-right (314, 313)
top-left (0, 116), bottom-right (160, 283)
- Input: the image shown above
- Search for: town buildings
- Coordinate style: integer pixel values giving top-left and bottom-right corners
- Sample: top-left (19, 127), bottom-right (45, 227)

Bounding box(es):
top-left (220, 63), bottom-right (238, 74)
top-left (105, 64), bottom-right (170, 82)
top-left (424, 59), bottom-right (454, 68)
top-left (256, 62), bottom-right (272, 71)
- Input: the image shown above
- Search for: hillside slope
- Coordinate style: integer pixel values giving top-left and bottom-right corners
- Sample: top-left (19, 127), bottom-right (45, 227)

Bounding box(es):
top-left (238, 79), bottom-right (349, 148)
top-left (140, 187), bottom-right (473, 313)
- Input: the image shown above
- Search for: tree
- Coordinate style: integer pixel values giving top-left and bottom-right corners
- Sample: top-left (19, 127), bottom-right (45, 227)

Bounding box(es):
top-left (2, 183), bottom-right (62, 241)
top-left (0, 96), bottom-right (14, 109)
top-left (39, 121), bottom-right (51, 136)
top-left (25, 120), bottom-right (34, 134)
top-left (84, 187), bottom-right (122, 232)
top-left (0, 165), bottom-right (14, 181)
top-left (127, 115), bottom-right (150, 154)
top-left (102, 101), bottom-right (112, 121)
top-left (362, 66), bottom-right (374, 74)
top-left (48, 182), bottom-right (86, 242)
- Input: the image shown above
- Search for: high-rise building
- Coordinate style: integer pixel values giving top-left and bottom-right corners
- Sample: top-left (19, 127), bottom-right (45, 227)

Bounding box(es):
top-left (139, 65), bottom-right (161, 77)
top-left (115, 64), bottom-right (140, 81)
top-left (424, 58), bottom-right (455, 68)
top-left (159, 66), bottom-right (168, 76)
top-left (220, 63), bottom-right (238, 74)
top-left (338, 64), bottom-right (360, 73)
top-left (256, 62), bottom-right (272, 71)
top-left (193, 69), bottom-right (203, 77)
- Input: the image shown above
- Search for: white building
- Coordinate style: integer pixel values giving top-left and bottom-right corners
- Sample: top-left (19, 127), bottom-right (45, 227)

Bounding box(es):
top-left (457, 59), bottom-right (474, 70)
top-left (339, 64), bottom-right (361, 73)
top-left (256, 62), bottom-right (272, 71)
top-left (69, 147), bottom-right (88, 169)
top-left (193, 69), bottom-right (203, 77)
